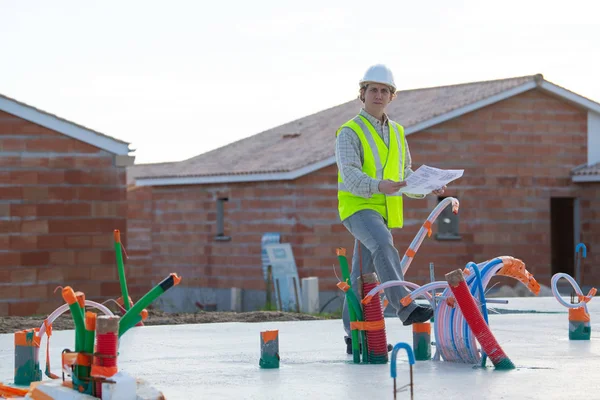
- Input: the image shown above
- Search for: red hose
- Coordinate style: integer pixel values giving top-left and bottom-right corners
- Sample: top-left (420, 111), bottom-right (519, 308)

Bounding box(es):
top-left (362, 276), bottom-right (388, 364)
top-left (445, 269), bottom-right (514, 369)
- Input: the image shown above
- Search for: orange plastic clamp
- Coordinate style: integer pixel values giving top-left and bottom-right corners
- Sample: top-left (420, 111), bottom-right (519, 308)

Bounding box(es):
top-left (261, 330), bottom-right (278, 343)
top-left (350, 320), bottom-right (385, 331)
top-left (14, 328), bottom-right (41, 347)
top-left (568, 307), bottom-right (590, 323)
top-left (90, 365), bottom-right (118, 378)
top-left (77, 352), bottom-right (92, 367)
top-left (423, 220), bottom-right (433, 237)
top-left (412, 322), bottom-right (431, 334)
top-left (337, 281), bottom-right (350, 293)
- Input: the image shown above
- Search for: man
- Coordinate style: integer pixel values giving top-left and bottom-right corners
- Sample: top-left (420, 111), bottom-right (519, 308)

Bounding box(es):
top-left (335, 64), bottom-right (446, 354)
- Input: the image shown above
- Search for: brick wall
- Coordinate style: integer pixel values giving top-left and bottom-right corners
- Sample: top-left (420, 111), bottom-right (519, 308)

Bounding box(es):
top-left (399, 89), bottom-right (588, 285)
top-left (579, 183), bottom-right (600, 284)
top-left (127, 89), bottom-right (598, 305)
top-left (0, 110), bottom-right (127, 316)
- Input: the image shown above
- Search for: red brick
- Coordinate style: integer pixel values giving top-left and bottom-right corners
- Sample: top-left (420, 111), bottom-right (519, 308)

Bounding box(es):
top-left (23, 187), bottom-right (49, 201)
top-left (0, 284), bottom-right (20, 300)
top-left (37, 171), bottom-right (65, 184)
top-left (78, 187), bottom-right (124, 201)
top-left (0, 156), bottom-right (20, 168)
top-left (48, 218), bottom-right (123, 234)
top-left (92, 234), bottom-right (113, 248)
top-left (37, 266), bottom-right (64, 283)
top-left (10, 204), bottom-right (37, 218)
top-left (10, 267), bottom-right (37, 283)
top-left (69, 139), bottom-right (100, 153)
top-left (63, 265), bottom-right (91, 281)
top-left (10, 235), bottom-right (37, 250)
top-left (0, 186), bottom-right (22, 200)
top-left (0, 234), bottom-right (9, 249)
top-left (36, 299), bottom-right (63, 316)
top-left (71, 281), bottom-right (102, 298)
top-left (21, 251), bottom-right (50, 266)
top-left (0, 137), bottom-right (26, 151)
top-left (84, 170), bottom-right (119, 186)
top-left (75, 156), bottom-right (113, 168)
top-left (8, 301), bottom-right (40, 316)
top-left (0, 203), bottom-right (8, 218)
top-left (20, 157), bottom-right (50, 168)
top-left (38, 203), bottom-right (92, 218)
top-left (49, 251), bottom-right (77, 266)
top-left (89, 265), bottom-right (117, 281)
top-left (0, 221), bottom-right (20, 234)
top-left (64, 170), bottom-right (85, 184)
top-left (65, 235), bottom-right (92, 248)
top-left (76, 250), bottom-right (103, 265)
top-left (20, 284), bottom-right (49, 299)
top-left (9, 171), bottom-right (38, 185)
top-left (21, 220), bottom-right (49, 234)
top-left (92, 203), bottom-right (120, 217)
top-left (0, 172), bottom-right (10, 185)
top-left (37, 235), bottom-right (66, 249)
top-left (47, 187), bottom-right (77, 201)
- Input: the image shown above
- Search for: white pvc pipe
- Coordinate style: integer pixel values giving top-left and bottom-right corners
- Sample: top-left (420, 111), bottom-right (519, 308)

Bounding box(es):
top-left (37, 300), bottom-right (115, 338)
top-left (400, 197), bottom-right (459, 276)
top-left (551, 273), bottom-right (590, 313)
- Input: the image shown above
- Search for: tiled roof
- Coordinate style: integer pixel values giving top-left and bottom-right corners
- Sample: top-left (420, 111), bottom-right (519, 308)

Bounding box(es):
top-left (130, 74), bottom-right (548, 181)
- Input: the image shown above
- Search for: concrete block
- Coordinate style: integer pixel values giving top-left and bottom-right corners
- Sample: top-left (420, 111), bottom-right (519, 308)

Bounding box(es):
top-left (230, 287), bottom-right (243, 312)
top-left (301, 277), bottom-right (319, 314)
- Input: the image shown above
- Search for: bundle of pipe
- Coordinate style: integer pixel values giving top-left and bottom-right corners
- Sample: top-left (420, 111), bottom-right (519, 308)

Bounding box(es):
top-left (363, 256), bottom-right (540, 365)
top-left (445, 269), bottom-right (515, 370)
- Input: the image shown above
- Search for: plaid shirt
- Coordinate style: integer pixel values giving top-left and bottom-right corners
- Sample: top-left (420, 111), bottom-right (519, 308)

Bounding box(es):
top-left (335, 108), bottom-right (424, 199)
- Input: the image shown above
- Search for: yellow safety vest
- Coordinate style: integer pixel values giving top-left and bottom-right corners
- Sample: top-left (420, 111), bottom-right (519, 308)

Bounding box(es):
top-left (336, 115), bottom-right (406, 228)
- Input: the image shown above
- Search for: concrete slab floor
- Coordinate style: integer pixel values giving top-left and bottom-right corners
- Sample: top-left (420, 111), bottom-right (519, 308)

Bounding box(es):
top-left (1, 297), bottom-right (598, 399)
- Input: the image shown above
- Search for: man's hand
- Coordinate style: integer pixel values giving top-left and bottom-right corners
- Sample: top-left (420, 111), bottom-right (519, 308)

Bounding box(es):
top-left (431, 185), bottom-right (447, 196)
top-left (378, 179), bottom-right (407, 195)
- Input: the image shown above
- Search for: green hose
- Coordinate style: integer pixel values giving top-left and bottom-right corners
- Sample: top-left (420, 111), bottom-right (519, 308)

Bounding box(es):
top-left (119, 273), bottom-right (181, 337)
top-left (82, 312), bottom-right (96, 395)
top-left (337, 249), bottom-right (368, 364)
top-left (114, 230), bottom-right (130, 311)
top-left (62, 287), bottom-right (85, 389)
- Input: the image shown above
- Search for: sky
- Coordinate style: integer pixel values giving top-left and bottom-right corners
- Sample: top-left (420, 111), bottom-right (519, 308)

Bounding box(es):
top-left (1, 0), bottom-right (599, 164)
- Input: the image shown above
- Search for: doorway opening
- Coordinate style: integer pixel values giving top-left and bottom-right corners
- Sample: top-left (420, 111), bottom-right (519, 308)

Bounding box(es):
top-left (550, 197), bottom-right (575, 277)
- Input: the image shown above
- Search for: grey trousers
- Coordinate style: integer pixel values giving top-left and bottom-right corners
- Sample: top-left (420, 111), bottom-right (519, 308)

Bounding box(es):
top-left (342, 209), bottom-right (417, 337)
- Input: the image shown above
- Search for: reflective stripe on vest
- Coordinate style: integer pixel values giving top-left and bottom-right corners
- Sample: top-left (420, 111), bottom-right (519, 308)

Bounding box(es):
top-left (336, 115), bottom-right (406, 228)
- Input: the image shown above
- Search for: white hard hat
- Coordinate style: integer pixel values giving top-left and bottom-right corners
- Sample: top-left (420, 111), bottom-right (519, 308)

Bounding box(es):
top-left (359, 64), bottom-right (396, 92)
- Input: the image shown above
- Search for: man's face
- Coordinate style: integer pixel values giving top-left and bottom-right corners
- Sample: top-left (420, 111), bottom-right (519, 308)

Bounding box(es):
top-left (363, 83), bottom-right (393, 112)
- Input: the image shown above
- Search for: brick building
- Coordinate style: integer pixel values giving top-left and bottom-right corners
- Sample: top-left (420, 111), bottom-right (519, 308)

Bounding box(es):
top-left (0, 93), bottom-right (134, 316)
top-left (128, 74), bottom-right (600, 312)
